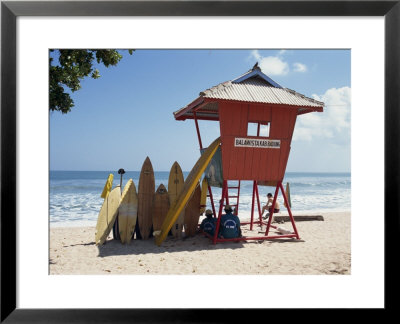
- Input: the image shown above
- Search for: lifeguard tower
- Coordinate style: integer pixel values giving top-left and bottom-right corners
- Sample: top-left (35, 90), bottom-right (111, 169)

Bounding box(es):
top-left (173, 64), bottom-right (324, 244)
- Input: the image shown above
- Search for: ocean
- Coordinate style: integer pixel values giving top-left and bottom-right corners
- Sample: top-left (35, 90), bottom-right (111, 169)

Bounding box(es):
top-left (50, 171), bottom-right (351, 227)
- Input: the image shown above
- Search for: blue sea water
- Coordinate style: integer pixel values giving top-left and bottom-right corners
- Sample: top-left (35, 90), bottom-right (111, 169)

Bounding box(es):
top-left (50, 171), bottom-right (351, 227)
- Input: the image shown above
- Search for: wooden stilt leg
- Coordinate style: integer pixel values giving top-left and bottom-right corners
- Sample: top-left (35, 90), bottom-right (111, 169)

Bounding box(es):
top-left (250, 181), bottom-right (256, 230)
top-left (280, 182), bottom-right (300, 239)
top-left (264, 183), bottom-right (280, 236)
top-left (208, 185), bottom-right (217, 219)
top-left (213, 180), bottom-right (227, 244)
top-left (255, 182), bottom-right (262, 229)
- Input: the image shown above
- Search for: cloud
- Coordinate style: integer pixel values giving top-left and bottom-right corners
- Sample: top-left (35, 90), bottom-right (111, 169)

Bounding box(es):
top-left (250, 50), bottom-right (307, 76)
top-left (293, 87), bottom-right (351, 142)
top-left (250, 50), bottom-right (261, 61)
top-left (293, 62), bottom-right (307, 72)
top-left (250, 50), bottom-right (288, 76)
top-left (259, 56), bottom-right (289, 76)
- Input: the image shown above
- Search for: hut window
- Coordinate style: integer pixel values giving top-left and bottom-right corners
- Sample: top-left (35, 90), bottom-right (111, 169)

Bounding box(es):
top-left (259, 123), bottom-right (270, 137)
top-left (247, 122), bottom-right (259, 136)
top-left (247, 122), bottom-right (270, 137)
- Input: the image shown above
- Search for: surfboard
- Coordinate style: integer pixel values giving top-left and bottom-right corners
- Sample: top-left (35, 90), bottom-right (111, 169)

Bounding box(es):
top-left (168, 161), bottom-right (185, 238)
top-left (137, 157), bottom-right (155, 240)
top-left (155, 137), bottom-right (221, 246)
top-left (284, 182), bottom-right (292, 209)
top-left (101, 173), bottom-right (114, 199)
top-left (113, 213), bottom-right (120, 240)
top-left (95, 186), bottom-right (121, 245)
top-left (118, 179), bottom-right (138, 244)
top-left (153, 184), bottom-right (170, 234)
top-left (184, 182), bottom-right (201, 237)
top-left (100, 173), bottom-right (119, 240)
top-left (200, 177), bottom-right (208, 215)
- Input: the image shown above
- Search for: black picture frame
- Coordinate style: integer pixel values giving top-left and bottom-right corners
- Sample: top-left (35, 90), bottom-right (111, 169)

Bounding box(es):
top-left (1, 0), bottom-right (398, 322)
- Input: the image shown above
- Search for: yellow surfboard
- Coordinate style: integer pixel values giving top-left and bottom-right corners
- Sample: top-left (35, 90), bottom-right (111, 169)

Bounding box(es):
top-left (155, 137), bottom-right (221, 246)
top-left (118, 179), bottom-right (138, 244)
top-left (100, 173), bottom-right (114, 199)
top-left (200, 177), bottom-right (208, 215)
top-left (95, 187), bottom-right (121, 245)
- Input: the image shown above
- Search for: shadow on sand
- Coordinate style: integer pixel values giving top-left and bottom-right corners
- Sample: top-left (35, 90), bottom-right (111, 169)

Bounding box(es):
top-left (95, 229), bottom-right (304, 258)
top-left (96, 234), bottom-right (246, 258)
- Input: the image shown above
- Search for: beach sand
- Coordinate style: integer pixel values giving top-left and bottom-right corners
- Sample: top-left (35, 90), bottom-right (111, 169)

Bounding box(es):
top-left (49, 211), bottom-right (350, 275)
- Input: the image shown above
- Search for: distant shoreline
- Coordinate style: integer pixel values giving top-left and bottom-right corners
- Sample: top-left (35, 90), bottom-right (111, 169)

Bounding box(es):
top-left (50, 170), bottom-right (351, 174)
top-left (49, 209), bottom-right (351, 228)
top-left (50, 172), bottom-right (351, 227)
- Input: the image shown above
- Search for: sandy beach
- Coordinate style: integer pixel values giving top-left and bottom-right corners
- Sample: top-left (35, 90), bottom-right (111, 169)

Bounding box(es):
top-left (49, 211), bottom-right (350, 275)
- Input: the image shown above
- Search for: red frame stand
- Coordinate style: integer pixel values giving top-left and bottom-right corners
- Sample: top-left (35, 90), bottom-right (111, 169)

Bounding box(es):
top-left (209, 180), bottom-right (300, 244)
top-left (193, 113), bottom-right (300, 244)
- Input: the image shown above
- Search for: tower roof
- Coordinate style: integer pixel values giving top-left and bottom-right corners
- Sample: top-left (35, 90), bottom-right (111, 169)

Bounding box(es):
top-left (174, 65), bottom-right (324, 121)
top-left (231, 63), bottom-right (283, 88)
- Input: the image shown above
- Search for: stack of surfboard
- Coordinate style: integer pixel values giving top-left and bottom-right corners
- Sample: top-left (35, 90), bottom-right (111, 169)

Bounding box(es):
top-left (95, 157), bottom-right (208, 246)
top-left (155, 138), bottom-right (221, 245)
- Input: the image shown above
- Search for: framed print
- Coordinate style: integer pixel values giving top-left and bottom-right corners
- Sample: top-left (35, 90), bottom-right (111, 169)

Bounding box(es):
top-left (1, 0), bottom-right (399, 322)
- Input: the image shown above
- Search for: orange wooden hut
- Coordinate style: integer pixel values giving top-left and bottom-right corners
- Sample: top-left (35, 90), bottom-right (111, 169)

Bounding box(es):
top-left (174, 64), bottom-right (324, 243)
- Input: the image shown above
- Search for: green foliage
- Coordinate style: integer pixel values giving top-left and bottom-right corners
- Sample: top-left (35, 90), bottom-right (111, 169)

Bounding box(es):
top-left (49, 49), bottom-right (133, 114)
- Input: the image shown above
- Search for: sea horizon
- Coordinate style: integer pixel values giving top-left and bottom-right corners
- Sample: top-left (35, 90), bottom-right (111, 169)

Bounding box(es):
top-left (50, 170), bottom-right (351, 174)
top-left (50, 170), bottom-right (351, 227)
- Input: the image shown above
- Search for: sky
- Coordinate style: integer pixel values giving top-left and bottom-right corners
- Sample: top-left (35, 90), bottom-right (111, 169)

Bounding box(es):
top-left (50, 49), bottom-right (351, 172)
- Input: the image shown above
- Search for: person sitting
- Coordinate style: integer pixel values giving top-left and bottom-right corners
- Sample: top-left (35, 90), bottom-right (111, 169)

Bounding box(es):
top-left (199, 209), bottom-right (217, 236)
top-left (218, 205), bottom-right (242, 239)
top-left (261, 193), bottom-right (280, 221)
